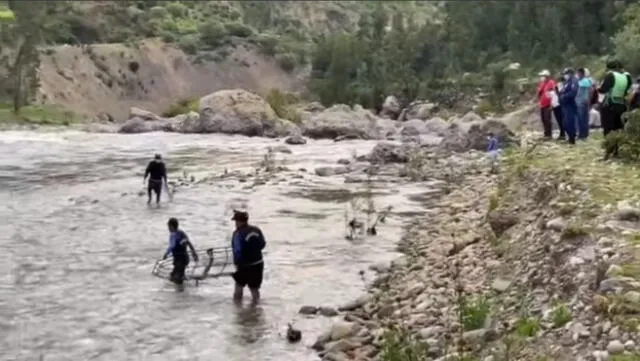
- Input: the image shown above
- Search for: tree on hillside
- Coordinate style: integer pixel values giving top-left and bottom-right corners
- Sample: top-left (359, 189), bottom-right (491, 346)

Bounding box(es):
top-left (2, 1), bottom-right (54, 113)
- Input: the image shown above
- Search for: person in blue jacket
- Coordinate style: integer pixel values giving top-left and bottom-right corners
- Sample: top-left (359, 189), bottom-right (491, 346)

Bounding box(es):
top-left (576, 68), bottom-right (594, 140)
top-left (487, 132), bottom-right (500, 172)
top-left (231, 210), bottom-right (266, 305)
top-left (163, 218), bottom-right (198, 286)
top-left (560, 68), bottom-right (579, 144)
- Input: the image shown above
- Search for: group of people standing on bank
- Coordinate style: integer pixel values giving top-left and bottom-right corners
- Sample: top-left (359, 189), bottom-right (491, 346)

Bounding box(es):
top-left (537, 60), bottom-right (639, 157)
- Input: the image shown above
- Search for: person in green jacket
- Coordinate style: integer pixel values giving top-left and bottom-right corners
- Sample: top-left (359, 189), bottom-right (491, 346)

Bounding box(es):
top-left (598, 60), bottom-right (632, 158)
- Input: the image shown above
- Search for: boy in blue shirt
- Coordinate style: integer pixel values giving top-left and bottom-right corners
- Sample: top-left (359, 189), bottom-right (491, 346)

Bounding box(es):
top-left (576, 68), bottom-right (593, 140)
top-left (163, 218), bottom-right (198, 285)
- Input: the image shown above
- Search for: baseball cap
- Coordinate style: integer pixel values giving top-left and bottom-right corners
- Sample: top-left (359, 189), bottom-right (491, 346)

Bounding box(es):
top-left (231, 210), bottom-right (249, 221)
top-left (538, 69), bottom-right (550, 77)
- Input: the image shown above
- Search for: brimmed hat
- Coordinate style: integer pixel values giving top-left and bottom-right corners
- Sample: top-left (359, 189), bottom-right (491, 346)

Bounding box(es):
top-left (538, 69), bottom-right (550, 77)
top-left (231, 210), bottom-right (249, 221)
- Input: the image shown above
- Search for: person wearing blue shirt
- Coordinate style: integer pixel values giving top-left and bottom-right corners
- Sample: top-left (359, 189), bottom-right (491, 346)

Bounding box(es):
top-left (560, 68), bottom-right (579, 144)
top-left (576, 68), bottom-right (593, 140)
top-left (163, 218), bottom-right (198, 286)
top-left (487, 132), bottom-right (500, 172)
top-left (231, 210), bottom-right (266, 305)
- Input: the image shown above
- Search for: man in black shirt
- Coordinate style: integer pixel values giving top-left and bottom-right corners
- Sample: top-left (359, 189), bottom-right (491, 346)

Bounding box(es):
top-left (143, 154), bottom-right (167, 205)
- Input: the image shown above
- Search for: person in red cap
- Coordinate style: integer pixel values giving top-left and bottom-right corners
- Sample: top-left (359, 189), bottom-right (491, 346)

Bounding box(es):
top-left (230, 210), bottom-right (266, 305)
top-left (537, 69), bottom-right (556, 139)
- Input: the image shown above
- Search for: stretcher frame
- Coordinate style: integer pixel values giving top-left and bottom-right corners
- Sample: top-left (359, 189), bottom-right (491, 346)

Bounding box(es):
top-left (151, 247), bottom-right (234, 286)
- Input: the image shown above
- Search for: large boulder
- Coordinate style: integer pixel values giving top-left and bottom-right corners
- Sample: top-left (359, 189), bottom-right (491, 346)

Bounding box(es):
top-left (367, 142), bottom-right (415, 164)
top-left (300, 104), bottom-right (395, 140)
top-left (179, 89), bottom-right (297, 137)
top-left (380, 95), bottom-right (401, 119)
top-left (398, 100), bottom-right (437, 121)
top-left (439, 119), bottom-right (517, 152)
top-left (423, 117), bottom-right (449, 136)
top-left (129, 107), bottom-right (162, 122)
top-left (118, 117), bottom-right (174, 133)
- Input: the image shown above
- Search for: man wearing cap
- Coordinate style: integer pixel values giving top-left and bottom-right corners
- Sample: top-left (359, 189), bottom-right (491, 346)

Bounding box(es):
top-left (537, 69), bottom-right (556, 139)
top-left (143, 153), bottom-right (167, 205)
top-left (560, 68), bottom-right (579, 144)
top-left (230, 210), bottom-right (266, 305)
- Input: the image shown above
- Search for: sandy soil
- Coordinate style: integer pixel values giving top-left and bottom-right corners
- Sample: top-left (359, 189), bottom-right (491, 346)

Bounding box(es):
top-left (37, 39), bottom-right (308, 121)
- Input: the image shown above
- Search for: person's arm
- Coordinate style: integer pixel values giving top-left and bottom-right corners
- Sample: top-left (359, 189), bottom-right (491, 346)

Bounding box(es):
top-left (257, 228), bottom-right (266, 250)
top-left (185, 237), bottom-right (198, 262)
top-left (143, 162), bottom-right (151, 184)
top-left (598, 73), bottom-right (614, 94)
top-left (163, 235), bottom-right (175, 259)
top-left (625, 74), bottom-right (633, 96)
top-left (566, 79), bottom-right (578, 100)
top-left (231, 231), bottom-right (242, 265)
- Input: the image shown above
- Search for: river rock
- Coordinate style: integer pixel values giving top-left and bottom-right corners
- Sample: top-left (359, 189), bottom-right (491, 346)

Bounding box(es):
top-left (315, 166), bottom-right (349, 177)
top-left (300, 104), bottom-right (394, 140)
top-left (338, 294), bottom-right (371, 311)
top-left (330, 321), bottom-right (358, 341)
top-left (616, 201), bottom-right (640, 221)
top-left (399, 100), bottom-right (437, 121)
top-left (118, 117), bottom-right (173, 133)
top-left (367, 142), bottom-right (414, 164)
top-left (299, 306), bottom-right (319, 315)
top-left (439, 118), bottom-right (516, 152)
top-left (319, 307), bottom-right (339, 317)
top-left (423, 117), bottom-right (449, 136)
top-left (607, 340), bottom-right (625, 354)
top-left (178, 89), bottom-right (297, 137)
top-left (269, 145), bottom-right (292, 154)
top-left (129, 107), bottom-right (162, 121)
top-left (285, 134), bottom-right (307, 145)
top-left (380, 95), bottom-right (401, 119)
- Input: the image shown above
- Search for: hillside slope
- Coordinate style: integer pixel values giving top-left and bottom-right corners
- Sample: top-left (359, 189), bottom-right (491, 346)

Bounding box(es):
top-left (37, 39), bottom-right (307, 120)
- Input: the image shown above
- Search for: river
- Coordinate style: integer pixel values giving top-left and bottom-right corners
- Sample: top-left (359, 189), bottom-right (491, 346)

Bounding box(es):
top-left (0, 130), bottom-right (429, 361)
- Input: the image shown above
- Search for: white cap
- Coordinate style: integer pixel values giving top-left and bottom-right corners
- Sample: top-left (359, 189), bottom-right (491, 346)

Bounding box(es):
top-left (538, 69), bottom-right (550, 77)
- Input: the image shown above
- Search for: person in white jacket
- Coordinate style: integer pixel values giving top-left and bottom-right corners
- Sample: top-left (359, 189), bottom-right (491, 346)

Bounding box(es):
top-left (551, 76), bottom-right (565, 139)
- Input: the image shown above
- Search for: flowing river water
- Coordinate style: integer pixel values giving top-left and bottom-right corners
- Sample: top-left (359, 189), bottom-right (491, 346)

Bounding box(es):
top-left (0, 130), bottom-right (431, 361)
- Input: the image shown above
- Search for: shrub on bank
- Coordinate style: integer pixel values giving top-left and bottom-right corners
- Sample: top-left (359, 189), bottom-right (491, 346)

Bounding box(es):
top-left (162, 98), bottom-right (200, 118)
top-left (602, 109), bottom-right (640, 161)
top-left (265, 89), bottom-right (301, 123)
top-left (224, 22), bottom-right (254, 38)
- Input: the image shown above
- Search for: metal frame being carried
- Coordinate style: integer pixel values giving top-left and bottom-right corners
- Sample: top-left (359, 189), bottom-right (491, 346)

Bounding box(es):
top-left (151, 246), bottom-right (234, 286)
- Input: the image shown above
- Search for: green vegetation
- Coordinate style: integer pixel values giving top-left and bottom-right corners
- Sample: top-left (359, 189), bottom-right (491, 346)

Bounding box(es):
top-left (461, 295), bottom-right (491, 331)
top-left (0, 103), bottom-right (79, 125)
top-left (380, 326), bottom-right (429, 361)
top-left (161, 97), bottom-right (199, 117)
top-left (264, 89), bottom-right (301, 123)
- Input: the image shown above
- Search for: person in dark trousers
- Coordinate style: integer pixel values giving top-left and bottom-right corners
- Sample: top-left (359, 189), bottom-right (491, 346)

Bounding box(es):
top-left (230, 210), bottom-right (266, 305)
top-left (163, 218), bottom-right (198, 286)
top-left (598, 60), bottom-right (632, 158)
top-left (536, 69), bottom-right (556, 139)
top-left (560, 68), bottom-right (579, 144)
top-left (629, 77), bottom-right (640, 111)
top-left (143, 154), bottom-right (167, 205)
top-left (552, 76), bottom-right (565, 139)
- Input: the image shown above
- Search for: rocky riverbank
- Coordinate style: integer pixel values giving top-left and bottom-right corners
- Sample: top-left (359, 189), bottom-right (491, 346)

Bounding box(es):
top-left (308, 134), bottom-right (640, 361)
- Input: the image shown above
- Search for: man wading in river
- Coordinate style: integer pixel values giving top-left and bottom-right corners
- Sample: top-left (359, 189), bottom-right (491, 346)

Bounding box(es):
top-left (143, 154), bottom-right (167, 205)
top-left (163, 217), bottom-right (198, 286)
top-left (231, 210), bottom-right (266, 305)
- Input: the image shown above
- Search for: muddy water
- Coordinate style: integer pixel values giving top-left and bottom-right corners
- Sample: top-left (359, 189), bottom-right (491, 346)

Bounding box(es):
top-left (0, 131), bottom-right (431, 361)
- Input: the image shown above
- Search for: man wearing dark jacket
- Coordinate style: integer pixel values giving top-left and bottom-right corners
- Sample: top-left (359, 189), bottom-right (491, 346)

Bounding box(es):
top-left (560, 68), bottom-right (579, 144)
top-left (231, 210), bottom-right (266, 305)
top-left (163, 217), bottom-right (198, 286)
top-left (143, 154), bottom-right (167, 205)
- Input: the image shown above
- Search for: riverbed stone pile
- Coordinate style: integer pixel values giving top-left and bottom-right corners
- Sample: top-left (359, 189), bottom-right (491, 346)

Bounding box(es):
top-left (311, 138), bottom-right (640, 361)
